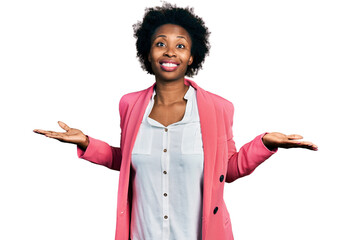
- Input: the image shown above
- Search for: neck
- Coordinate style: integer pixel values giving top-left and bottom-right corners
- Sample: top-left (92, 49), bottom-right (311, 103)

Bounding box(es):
top-left (154, 77), bottom-right (189, 105)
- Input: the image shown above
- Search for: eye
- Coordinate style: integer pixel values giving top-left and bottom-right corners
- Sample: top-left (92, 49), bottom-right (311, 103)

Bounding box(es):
top-left (177, 44), bottom-right (185, 49)
top-left (156, 42), bottom-right (165, 47)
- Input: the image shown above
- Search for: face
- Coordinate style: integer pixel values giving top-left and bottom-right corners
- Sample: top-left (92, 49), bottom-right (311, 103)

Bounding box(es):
top-left (148, 24), bottom-right (193, 82)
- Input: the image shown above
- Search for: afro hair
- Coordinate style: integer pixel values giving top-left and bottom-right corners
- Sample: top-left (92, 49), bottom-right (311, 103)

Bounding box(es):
top-left (133, 2), bottom-right (211, 77)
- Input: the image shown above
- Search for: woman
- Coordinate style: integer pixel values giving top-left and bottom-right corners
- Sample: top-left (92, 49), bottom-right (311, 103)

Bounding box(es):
top-left (33, 3), bottom-right (317, 240)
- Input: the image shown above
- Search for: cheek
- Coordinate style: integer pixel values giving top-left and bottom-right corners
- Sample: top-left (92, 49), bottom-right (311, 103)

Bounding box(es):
top-left (150, 46), bottom-right (163, 55)
top-left (181, 52), bottom-right (192, 65)
top-left (148, 48), bottom-right (156, 62)
top-left (148, 51), bottom-right (155, 62)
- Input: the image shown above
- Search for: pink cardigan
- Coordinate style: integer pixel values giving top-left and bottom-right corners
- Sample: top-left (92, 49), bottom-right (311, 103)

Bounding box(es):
top-left (77, 78), bottom-right (277, 240)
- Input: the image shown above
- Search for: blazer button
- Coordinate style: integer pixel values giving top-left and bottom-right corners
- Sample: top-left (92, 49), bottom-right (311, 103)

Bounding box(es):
top-left (213, 206), bottom-right (218, 214)
top-left (219, 175), bottom-right (224, 182)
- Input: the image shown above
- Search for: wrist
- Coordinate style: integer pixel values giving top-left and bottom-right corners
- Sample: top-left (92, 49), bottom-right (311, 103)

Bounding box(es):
top-left (262, 133), bottom-right (277, 151)
top-left (77, 135), bottom-right (89, 151)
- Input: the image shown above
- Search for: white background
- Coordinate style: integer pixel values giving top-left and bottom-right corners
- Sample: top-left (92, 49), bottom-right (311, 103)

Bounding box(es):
top-left (1, 0), bottom-right (350, 239)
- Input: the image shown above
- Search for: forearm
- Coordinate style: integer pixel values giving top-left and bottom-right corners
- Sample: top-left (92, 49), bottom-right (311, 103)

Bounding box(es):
top-left (77, 135), bottom-right (122, 171)
top-left (226, 133), bottom-right (277, 182)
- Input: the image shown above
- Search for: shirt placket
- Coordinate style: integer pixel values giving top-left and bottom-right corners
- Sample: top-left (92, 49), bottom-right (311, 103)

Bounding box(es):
top-left (162, 126), bottom-right (170, 240)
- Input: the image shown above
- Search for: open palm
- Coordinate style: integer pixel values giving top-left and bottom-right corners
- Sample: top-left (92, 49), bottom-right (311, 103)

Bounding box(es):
top-left (33, 121), bottom-right (89, 149)
top-left (263, 132), bottom-right (318, 151)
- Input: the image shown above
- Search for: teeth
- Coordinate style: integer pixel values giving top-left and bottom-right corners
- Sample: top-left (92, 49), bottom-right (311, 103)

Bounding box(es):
top-left (161, 62), bottom-right (177, 67)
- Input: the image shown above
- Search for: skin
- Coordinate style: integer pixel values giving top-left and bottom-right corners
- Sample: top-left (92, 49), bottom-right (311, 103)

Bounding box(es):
top-left (147, 24), bottom-right (194, 127)
top-left (33, 23), bottom-right (318, 152)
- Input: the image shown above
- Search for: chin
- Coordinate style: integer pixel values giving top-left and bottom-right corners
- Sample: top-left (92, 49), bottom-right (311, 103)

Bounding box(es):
top-left (154, 69), bottom-right (188, 82)
top-left (157, 73), bottom-right (185, 82)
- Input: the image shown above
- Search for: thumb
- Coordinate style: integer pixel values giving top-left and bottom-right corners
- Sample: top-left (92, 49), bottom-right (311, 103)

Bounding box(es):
top-left (287, 134), bottom-right (303, 140)
top-left (58, 121), bottom-right (70, 132)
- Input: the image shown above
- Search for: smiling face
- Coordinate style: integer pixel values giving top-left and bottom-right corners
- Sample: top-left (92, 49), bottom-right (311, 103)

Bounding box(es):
top-left (148, 24), bottom-right (193, 82)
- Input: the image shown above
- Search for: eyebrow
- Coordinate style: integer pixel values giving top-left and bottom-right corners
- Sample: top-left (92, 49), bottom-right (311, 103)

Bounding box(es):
top-left (153, 35), bottom-right (188, 42)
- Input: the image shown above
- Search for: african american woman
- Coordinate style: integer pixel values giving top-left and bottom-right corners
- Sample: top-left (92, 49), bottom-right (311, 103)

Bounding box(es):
top-left (33, 3), bottom-right (318, 240)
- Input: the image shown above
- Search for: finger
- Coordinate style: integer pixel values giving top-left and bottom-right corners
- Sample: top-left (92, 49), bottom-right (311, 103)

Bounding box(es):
top-left (45, 132), bottom-right (66, 141)
top-left (298, 144), bottom-right (318, 151)
top-left (287, 134), bottom-right (303, 140)
top-left (303, 141), bottom-right (318, 151)
top-left (58, 121), bottom-right (70, 132)
top-left (34, 129), bottom-right (62, 134)
top-left (286, 140), bottom-right (318, 151)
top-left (33, 129), bottom-right (52, 135)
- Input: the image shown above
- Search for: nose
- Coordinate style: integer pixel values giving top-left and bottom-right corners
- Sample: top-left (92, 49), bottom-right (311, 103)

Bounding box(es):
top-left (164, 47), bottom-right (176, 57)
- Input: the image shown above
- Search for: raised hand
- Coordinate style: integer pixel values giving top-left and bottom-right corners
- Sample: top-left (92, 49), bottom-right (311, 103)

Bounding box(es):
top-left (33, 121), bottom-right (89, 150)
top-left (262, 132), bottom-right (318, 151)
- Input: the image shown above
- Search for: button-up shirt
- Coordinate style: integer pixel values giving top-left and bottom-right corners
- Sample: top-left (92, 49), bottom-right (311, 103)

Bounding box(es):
top-left (130, 85), bottom-right (204, 240)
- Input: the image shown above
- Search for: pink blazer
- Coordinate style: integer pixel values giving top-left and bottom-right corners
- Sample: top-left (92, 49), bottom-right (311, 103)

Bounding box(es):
top-left (77, 78), bottom-right (277, 240)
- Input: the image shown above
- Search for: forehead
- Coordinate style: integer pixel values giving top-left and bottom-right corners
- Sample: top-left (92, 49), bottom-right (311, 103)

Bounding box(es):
top-left (152, 24), bottom-right (191, 40)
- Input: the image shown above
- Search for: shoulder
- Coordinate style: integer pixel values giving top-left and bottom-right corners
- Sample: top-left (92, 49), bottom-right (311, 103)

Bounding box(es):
top-left (187, 78), bottom-right (234, 112)
top-left (119, 85), bottom-right (153, 109)
top-left (120, 88), bottom-right (147, 103)
top-left (196, 85), bottom-right (234, 114)
top-left (118, 85), bottom-right (153, 127)
top-left (206, 90), bottom-right (233, 109)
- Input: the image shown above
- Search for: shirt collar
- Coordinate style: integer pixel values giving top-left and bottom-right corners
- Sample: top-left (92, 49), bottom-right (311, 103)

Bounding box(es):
top-left (146, 85), bottom-right (196, 127)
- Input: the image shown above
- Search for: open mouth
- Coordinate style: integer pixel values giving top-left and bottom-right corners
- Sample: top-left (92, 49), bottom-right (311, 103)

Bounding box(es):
top-left (160, 61), bottom-right (180, 72)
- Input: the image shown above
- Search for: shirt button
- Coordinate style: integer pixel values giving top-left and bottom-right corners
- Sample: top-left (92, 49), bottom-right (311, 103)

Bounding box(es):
top-left (164, 215), bottom-right (168, 219)
top-left (164, 193), bottom-right (168, 197)
top-left (213, 206), bottom-right (218, 214)
top-left (165, 128), bottom-right (168, 132)
top-left (219, 175), bottom-right (224, 182)
top-left (163, 170), bottom-right (167, 174)
top-left (163, 149), bottom-right (167, 152)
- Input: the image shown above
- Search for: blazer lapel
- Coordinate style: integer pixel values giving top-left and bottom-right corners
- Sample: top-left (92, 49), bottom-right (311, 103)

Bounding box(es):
top-left (185, 79), bottom-right (218, 239)
top-left (118, 83), bottom-right (155, 210)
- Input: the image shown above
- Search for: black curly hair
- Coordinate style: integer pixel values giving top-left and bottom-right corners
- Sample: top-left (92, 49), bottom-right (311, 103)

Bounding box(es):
top-left (133, 2), bottom-right (211, 77)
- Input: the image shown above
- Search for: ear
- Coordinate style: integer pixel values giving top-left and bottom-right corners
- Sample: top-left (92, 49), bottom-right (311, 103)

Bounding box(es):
top-left (188, 55), bottom-right (193, 66)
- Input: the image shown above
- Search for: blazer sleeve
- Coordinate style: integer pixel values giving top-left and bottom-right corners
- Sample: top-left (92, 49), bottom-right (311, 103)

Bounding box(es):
top-left (76, 136), bottom-right (122, 171)
top-left (75, 96), bottom-right (127, 171)
top-left (225, 102), bottom-right (277, 183)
